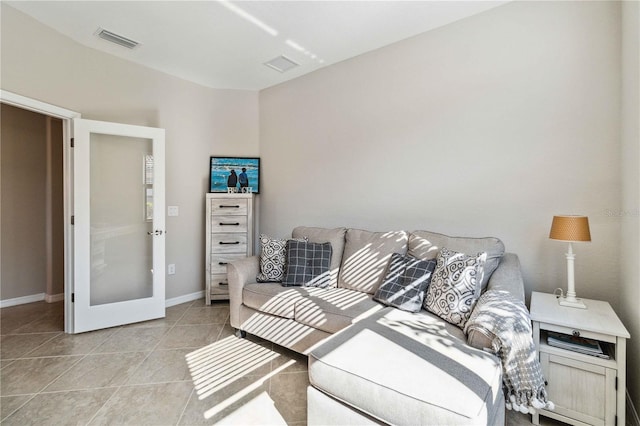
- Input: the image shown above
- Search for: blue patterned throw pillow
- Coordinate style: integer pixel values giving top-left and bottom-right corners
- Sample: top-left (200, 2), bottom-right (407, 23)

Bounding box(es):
top-left (282, 241), bottom-right (333, 288)
top-left (424, 247), bottom-right (487, 328)
top-left (374, 253), bottom-right (437, 313)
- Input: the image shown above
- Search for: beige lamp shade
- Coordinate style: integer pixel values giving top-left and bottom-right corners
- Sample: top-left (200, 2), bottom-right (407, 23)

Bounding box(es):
top-left (549, 215), bottom-right (591, 242)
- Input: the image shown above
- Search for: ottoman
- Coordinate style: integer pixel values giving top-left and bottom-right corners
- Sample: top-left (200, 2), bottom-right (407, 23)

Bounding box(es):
top-left (307, 308), bottom-right (505, 425)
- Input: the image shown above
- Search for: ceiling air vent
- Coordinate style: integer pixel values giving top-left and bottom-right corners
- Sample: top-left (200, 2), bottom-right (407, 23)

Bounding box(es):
top-left (264, 56), bottom-right (299, 73)
top-left (96, 28), bottom-right (140, 49)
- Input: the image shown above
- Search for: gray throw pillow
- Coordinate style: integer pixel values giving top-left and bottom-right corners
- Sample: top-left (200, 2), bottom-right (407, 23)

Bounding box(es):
top-left (292, 226), bottom-right (346, 288)
top-left (424, 247), bottom-right (487, 328)
top-left (282, 241), bottom-right (333, 288)
top-left (373, 253), bottom-right (437, 313)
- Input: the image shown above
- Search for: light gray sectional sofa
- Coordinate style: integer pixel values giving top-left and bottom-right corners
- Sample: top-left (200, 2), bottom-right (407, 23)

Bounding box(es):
top-left (228, 226), bottom-right (525, 425)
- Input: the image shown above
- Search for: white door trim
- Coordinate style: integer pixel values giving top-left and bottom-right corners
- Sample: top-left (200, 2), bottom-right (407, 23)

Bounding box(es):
top-left (0, 90), bottom-right (80, 333)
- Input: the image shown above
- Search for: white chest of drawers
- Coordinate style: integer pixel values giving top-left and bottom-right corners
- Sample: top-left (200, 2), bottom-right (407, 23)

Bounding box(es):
top-left (205, 193), bottom-right (254, 304)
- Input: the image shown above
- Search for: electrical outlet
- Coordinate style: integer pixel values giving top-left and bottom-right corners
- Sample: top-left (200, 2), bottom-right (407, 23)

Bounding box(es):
top-left (168, 206), bottom-right (179, 217)
top-left (168, 264), bottom-right (176, 275)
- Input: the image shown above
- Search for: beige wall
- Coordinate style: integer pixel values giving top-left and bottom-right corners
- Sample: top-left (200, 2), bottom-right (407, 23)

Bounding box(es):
top-left (1, 106), bottom-right (64, 302)
top-left (1, 4), bottom-right (260, 300)
top-left (260, 1), bottom-right (622, 306)
top-left (620, 0), bottom-right (640, 414)
top-left (1, 104), bottom-right (48, 299)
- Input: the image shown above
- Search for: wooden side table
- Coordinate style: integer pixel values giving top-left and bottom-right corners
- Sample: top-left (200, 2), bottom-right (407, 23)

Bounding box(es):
top-left (530, 292), bottom-right (629, 426)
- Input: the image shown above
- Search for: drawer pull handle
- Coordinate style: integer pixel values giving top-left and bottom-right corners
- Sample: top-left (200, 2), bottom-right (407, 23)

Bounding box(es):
top-left (219, 222), bottom-right (240, 226)
top-left (220, 205), bottom-right (240, 208)
top-left (572, 330), bottom-right (581, 337)
top-left (218, 282), bottom-right (229, 286)
top-left (219, 241), bottom-right (240, 245)
top-left (218, 262), bottom-right (228, 265)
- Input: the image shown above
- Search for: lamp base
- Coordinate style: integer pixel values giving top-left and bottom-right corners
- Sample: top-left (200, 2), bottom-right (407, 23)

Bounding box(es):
top-left (558, 297), bottom-right (587, 309)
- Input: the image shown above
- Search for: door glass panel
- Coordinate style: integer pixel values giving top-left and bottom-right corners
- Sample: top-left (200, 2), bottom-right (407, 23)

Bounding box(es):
top-left (90, 133), bottom-right (153, 305)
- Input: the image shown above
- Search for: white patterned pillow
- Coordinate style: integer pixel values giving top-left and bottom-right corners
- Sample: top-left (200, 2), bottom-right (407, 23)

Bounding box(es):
top-left (424, 247), bottom-right (487, 328)
top-left (256, 235), bottom-right (306, 282)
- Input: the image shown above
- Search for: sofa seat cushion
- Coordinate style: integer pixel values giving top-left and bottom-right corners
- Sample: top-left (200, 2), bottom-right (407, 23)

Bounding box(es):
top-left (294, 288), bottom-right (384, 334)
top-left (243, 283), bottom-right (323, 319)
top-left (308, 308), bottom-right (502, 425)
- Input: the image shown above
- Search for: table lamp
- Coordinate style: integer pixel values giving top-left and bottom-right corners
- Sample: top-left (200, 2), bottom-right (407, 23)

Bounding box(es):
top-left (549, 215), bottom-right (591, 309)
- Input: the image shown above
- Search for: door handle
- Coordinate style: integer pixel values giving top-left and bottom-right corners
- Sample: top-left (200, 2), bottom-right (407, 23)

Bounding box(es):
top-left (147, 230), bottom-right (164, 236)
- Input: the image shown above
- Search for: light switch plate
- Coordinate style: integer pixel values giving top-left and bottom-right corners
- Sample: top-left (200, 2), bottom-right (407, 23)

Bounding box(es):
top-left (168, 206), bottom-right (179, 217)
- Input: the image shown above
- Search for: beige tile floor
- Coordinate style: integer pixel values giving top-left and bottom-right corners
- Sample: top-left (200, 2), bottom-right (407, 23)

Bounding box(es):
top-left (1, 299), bottom-right (307, 425)
top-left (1, 298), bottom-right (554, 425)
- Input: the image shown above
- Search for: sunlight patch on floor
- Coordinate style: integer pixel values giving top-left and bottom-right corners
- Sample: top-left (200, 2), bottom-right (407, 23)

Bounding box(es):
top-left (186, 335), bottom-right (279, 400)
top-left (186, 334), bottom-right (298, 422)
top-left (208, 390), bottom-right (288, 425)
top-left (203, 358), bottom-right (296, 421)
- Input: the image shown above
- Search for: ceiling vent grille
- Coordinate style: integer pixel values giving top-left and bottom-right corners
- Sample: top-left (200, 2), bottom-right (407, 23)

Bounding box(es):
top-left (96, 28), bottom-right (140, 49)
top-left (264, 56), bottom-right (299, 73)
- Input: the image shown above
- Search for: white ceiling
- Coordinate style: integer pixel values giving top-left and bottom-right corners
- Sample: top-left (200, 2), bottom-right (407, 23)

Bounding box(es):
top-left (7, 1), bottom-right (507, 91)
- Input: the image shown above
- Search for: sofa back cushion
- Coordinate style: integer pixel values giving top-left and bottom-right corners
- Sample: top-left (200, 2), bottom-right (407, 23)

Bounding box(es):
top-left (408, 230), bottom-right (504, 291)
top-left (292, 226), bottom-right (347, 288)
top-left (338, 229), bottom-right (409, 294)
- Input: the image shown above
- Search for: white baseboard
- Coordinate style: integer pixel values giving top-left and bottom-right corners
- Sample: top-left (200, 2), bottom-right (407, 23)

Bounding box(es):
top-left (2, 290), bottom-right (205, 309)
top-left (0, 293), bottom-right (45, 308)
top-left (629, 389), bottom-right (640, 426)
top-left (165, 290), bottom-right (205, 308)
top-left (45, 293), bottom-right (65, 303)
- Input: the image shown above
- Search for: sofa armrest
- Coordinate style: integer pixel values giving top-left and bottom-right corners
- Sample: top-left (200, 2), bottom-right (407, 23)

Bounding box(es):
top-left (485, 253), bottom-right (524, 302)
top-left (468, 253), bottom-right (525, 350)
top-left (227, 255), bottom-right (259, 329)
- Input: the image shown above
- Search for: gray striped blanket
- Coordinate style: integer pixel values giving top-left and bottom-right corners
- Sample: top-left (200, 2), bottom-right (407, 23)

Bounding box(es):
top-left (464, 290), bottom-right (555, 414)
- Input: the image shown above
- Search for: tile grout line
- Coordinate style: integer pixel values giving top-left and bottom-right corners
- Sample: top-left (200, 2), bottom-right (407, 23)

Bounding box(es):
top-left (0, 393), bottom-right (38, 423)
top-left (16, 331), bottom-right (66, 359)
top-left (1, 299), bottom-right (232, 425)
top-left (1, 330), bottom-right (63, 337)
top-left (84, 298), bottom-right (198, 426)
top-left (1, 309), bottom-right (86, 422)
top-left (0, 305), bottom-right (62, 422)
top-left (175, 387), bottom-right (197, 426)
top-left (175, 301), bottom-right (231, 424)
top-left (176, 300), bottom-right (226, 424)
top-left (0, 304), bottom-right (63, 421)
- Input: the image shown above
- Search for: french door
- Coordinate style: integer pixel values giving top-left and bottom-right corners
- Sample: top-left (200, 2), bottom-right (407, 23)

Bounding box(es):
top-left (73, 118), bottom-right (165, 333)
